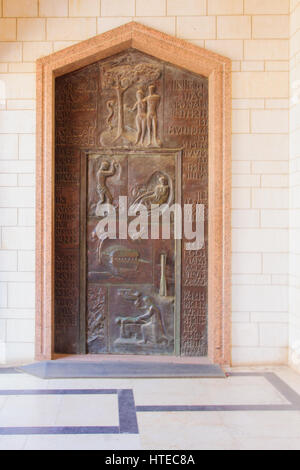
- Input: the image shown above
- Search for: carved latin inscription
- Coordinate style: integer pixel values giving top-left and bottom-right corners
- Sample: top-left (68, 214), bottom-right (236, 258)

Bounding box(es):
top-left (55, 251), bottom-right (79, 327)
top-left (55, 187), bottom-right (79, 248)
top-left (56, 64), bottom-right (98, 147)
top-left (181, 289), bottom-right (207, 356)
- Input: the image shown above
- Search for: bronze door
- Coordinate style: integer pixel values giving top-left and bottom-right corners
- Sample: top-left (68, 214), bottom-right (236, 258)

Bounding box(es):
top-left (54, 48), bottom-right (209, 357)
top-left (86, 151), bottom-right (180, 355)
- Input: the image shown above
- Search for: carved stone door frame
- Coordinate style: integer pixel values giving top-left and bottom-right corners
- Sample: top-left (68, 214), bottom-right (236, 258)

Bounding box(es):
top-left (35, 22), bottom-right (232, 365)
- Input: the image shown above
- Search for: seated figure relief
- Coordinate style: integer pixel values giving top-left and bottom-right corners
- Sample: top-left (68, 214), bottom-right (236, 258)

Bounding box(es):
top-left (115, 289), bottom-right (169, 346)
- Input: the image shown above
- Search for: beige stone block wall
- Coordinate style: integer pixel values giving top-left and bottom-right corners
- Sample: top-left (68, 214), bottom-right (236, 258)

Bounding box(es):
top-left (289, 0), bottom-right (300, 373)
top-left (0, 0), bottom-right (291, 365)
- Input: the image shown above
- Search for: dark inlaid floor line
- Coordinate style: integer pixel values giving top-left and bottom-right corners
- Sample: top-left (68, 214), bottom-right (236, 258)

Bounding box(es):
top-left (231, 372), bottom-right (300, 407)
top-left (118, 389), bottom-right (139, 434)
top-left (0, 426), bottom-right (120, 436)
top-left (135, 405), bottom-right (299, 412)
top-left (135, 372), bottom-right (300, 413)
top-left (264, 372), bottom-right (300, 407)
top-left (0, 372), bottom-right (300, 436)
top-left (0, 389), bottom-right (118, 396)
top-left (0, 388), bottom-right (138, 436)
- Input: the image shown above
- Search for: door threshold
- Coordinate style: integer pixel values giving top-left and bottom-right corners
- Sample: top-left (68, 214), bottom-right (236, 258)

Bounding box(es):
top-left (19, 356), bottom-right (225, 379)
top-left (52, 354), bottom-right (212, 364)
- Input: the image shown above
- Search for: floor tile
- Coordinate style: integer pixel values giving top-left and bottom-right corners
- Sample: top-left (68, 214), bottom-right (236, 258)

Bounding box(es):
top-left (0, 374), bottom-right (47, 390)
top-left (55, 394), bottom-right (119, 427)
top-left (0, 367), bottom-right (299, 450)
top-left (132, 376), bottom-right (288, 406)
top-left (220, 411), bottom-right (300, 439)
top-left (0, 435), bottom-right (28, 450)
top-left (0, 396), bottom-right (7, 411)
top-left (0, 395), bottom-right (62, 427)
top-left (45, 378), bottom-right (134, 390)
top-left (137, 411), bottom-right (240, 450)
top-left (24, 434), bottom-right (141, 450)
top-left (276, 368), bottom-right (300, 395)
top-left (237, 437), bottom-right (300, 450)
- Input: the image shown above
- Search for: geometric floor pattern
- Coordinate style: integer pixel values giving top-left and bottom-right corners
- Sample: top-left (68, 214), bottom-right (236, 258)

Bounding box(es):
top-left (1, 366), bottom-right (300, 449)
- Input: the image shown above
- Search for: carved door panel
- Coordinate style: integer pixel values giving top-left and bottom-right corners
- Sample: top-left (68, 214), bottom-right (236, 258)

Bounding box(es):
top-left (54, 48), bottom-right (209, 357)
top-left (86, 152), bottom-right (179, 355)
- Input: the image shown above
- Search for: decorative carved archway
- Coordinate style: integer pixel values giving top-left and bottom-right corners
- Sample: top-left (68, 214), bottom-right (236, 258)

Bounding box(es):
top-left (35, 22), bottom-right (231, 365)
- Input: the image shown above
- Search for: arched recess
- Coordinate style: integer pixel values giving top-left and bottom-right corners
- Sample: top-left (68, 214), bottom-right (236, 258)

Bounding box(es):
top-left (35, 22), bottom-right (231, 365)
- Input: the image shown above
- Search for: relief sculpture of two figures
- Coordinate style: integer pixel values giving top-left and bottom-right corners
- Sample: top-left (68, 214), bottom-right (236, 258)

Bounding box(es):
top-left (129, 85), bottom-right (161, 147)
top-left (100, 60), bottom-right (162, 148)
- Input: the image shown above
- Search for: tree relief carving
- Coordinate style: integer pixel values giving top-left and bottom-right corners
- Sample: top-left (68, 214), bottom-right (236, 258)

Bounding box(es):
top-left (100, 59), bottom-right (162, 148)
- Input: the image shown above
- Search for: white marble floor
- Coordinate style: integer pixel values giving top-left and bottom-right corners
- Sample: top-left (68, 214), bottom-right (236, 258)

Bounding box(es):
top-left (0, 366), bottom-right (300, 450)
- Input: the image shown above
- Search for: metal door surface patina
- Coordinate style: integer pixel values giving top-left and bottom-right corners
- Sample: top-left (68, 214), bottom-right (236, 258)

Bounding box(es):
top-left (54, 49), bottom-right (208, 357)
top-left (86, 151), bottom-right (179, 355)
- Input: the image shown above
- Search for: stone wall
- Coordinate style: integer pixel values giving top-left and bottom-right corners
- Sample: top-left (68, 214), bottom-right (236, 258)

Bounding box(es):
top-left (289, 0), bottom-right (300, 372)
top-left (0, 0), bottom-right (291, 364)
